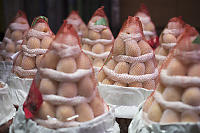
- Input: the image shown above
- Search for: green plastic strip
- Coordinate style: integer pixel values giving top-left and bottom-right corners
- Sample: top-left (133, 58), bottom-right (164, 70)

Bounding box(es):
top-left (94, 18), bottom-right (107, 26)
top-left (32, 16), bottom-right (48, 27)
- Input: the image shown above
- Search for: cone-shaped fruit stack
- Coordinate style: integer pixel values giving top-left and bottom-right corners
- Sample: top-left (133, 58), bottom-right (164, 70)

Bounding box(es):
top-left (155, 17), bottom-right (185, 68)
top-left (28, 21), bottom-right (105, 129)
top-left (0, 10), bottom-right (29, 61)
top-left (99, 16), bottom-right (158, 89)
top-left (13, 16), bottom-right (54, 79)
top-left (82, 6), bottom-right (114, 72)
top-left (66, 11), bottom-right (88, 39)
top-left (146, 25), bottom-right (200, 124)
top-left (135, 4), bottom-right (158, 49)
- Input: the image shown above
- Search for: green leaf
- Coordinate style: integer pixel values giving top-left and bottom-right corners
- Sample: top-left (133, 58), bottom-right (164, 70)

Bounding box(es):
top-left (192, 35), bottom-right (200, 45)
top-left (94, 18), bottom-right (107, 26)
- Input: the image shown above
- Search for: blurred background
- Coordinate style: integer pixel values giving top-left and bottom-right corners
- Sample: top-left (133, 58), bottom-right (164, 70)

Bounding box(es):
top-left (0, 0), bottom-right (199, 39)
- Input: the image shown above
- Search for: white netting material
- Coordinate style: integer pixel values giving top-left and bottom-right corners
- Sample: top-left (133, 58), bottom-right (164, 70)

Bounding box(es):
top-left (22, 45), bottom-right (48, 57)
top-left (174, 49), bottom-right (200, 64)
top-left (27, 29), bottom-right (51, 39)
top-left (9, 23), bottom-right (29, 31)
top-left (119, 32), bottom-right (142, 42)
top-left (114, 52), bottom-right (154, 64)
top-left (88, 22), bottom-right (107, 32)
top-left (155, 55), bottom-right (166, 61)
top-left (14, 66), bottom-right (37, 76)
top-left (154, 91), bottom-right (200, 114)
top-left (52, 42), bottom-right (81, 58)
top-left (103, 66), bottom-right (158, 83)
top-left (67, 19), bottom-right (84, 36)
top-left (137, 16), bottom-right (151, 24)
top-left (82, 49), bottom-right (109, 59)
top-left (82, 38), bottom-right (113, 45)
top-left (42, 88), bottom-right (96, 106)
top-left (143, 31), bottom-right (155, 36)
top-left (160, 69), bottom-right (200, 88)
top-left (161, 43), bottom-right (176, 49)
top-left (39, 68), bottom-right (93, 82)
top-left (67, 19), bottom-right (81, 26)
top-left (163, 28), bottom-right (184, 36)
